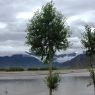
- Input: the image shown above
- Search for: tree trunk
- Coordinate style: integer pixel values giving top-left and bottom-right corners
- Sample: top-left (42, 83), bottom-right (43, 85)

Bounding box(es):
top-left (89, 55), bottom-right (95, 95)
top-left (94, 85), bottom-right (95, 95)
top-left (49, 58), bottom-right (53, 95)
top-left (48, 50), bottom-right (53, 95)
top-left (49, 87), bottom-right (52, 95)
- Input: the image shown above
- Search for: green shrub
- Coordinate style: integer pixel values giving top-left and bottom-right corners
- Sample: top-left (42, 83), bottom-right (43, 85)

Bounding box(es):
top-left (27, 67), bottom-right (57, 71)
top-left (45, 73), bottom-right (60, 91)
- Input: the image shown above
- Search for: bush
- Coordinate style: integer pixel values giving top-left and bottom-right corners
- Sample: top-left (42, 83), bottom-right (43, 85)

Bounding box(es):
top-left (6, 67), bottom-right (24, 71)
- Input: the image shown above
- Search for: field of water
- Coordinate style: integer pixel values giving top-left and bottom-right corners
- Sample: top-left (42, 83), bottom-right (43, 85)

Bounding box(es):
top-left (0, 72), bottom-right (94, 95)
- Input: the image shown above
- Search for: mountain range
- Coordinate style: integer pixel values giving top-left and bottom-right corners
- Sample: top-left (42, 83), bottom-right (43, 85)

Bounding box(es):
top-left (0, 53), bottom-right (94, 69)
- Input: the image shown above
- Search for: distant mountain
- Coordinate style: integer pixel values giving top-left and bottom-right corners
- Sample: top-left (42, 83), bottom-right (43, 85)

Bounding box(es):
top-left (60, 53), bottom-right (95, 69)
top-left (0, 54), bottom-right (47, 68)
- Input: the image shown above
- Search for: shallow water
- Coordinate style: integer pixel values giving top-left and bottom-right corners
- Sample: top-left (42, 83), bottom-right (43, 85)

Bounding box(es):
top-left (0, 73), bottom-right (94, 95)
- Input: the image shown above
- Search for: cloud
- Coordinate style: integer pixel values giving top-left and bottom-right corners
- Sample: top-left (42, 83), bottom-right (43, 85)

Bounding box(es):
top-left (0, 31), bottom-right (26, 42)
top-left (0, 22), bottom-right (7, 29)
top-left (0, 46), bottom-right (28, 56)
top-left (68, 37), bottom-right (82, 48)
top-left (16, 12), bottom-right (34, 20)
top-left (0, 0), bottom-right (95, 56)
top-left (67, 10), bottom-right (95, 26)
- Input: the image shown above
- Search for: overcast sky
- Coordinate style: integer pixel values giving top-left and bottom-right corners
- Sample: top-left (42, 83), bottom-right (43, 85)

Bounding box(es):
top-left (0, 0), bottom-right (95, 56)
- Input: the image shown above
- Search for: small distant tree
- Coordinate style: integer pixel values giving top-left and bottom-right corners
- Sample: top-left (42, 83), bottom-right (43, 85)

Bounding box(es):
top-left (26, 1), bottom-right (69, 95)
top-left (81, 25), bottom-right (95, 94)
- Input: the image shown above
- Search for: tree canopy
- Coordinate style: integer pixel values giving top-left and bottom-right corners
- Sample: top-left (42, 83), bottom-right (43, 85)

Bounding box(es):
top-left (82, 25), bottom-right (95, 56)
top-left (26, 2), bottom-right (69, 63)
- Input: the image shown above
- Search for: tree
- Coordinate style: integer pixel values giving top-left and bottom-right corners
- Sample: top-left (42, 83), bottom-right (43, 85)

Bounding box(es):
top-left (26, 1), bottom-right (69, 95)
top-left (81, 25), bottom-right (95, 95)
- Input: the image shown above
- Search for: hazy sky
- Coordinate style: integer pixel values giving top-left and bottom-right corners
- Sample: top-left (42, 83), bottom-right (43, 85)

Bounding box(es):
top-left (0, 0), bottom-right (95, 56)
